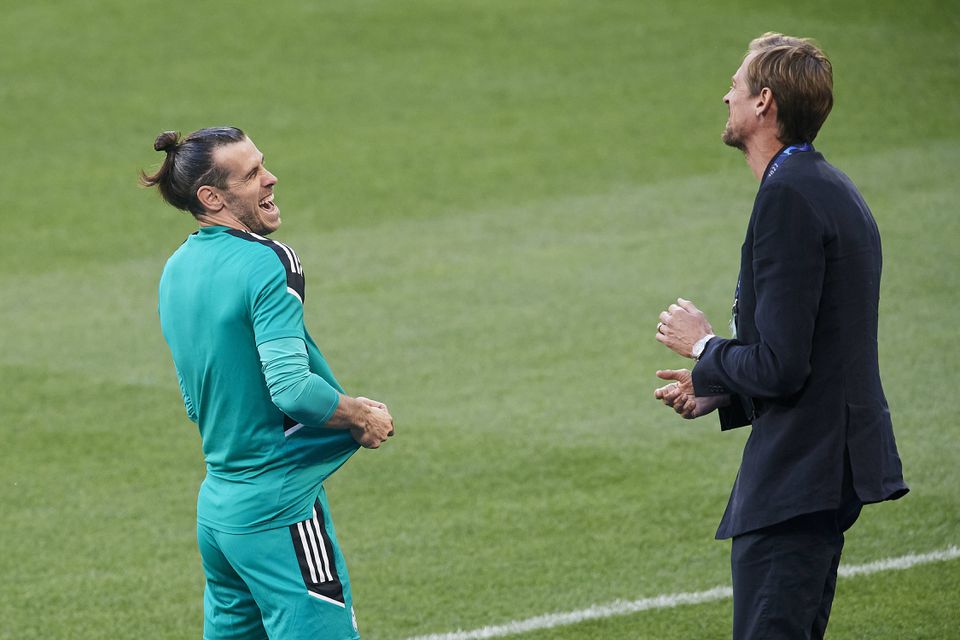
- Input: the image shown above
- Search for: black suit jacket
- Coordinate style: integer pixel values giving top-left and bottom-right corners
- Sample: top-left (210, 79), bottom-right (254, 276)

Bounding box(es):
top-left (693, 149), bottom-right (908, 540)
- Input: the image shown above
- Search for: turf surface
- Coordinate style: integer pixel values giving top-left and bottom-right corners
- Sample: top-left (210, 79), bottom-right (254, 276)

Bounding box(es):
top-left (1, 1), bottom-right (957, 638)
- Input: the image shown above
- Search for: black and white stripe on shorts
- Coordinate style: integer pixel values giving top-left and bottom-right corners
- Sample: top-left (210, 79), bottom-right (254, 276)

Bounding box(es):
top-left (289, 499), bottom-right (345, 607)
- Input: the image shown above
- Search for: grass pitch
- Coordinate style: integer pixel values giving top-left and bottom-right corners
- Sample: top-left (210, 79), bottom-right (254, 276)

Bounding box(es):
top-left (1, 1), bottom-right (958, 638)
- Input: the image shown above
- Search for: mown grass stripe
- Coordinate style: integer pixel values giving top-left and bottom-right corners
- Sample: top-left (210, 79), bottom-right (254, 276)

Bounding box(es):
top-left (407, 546), bottom-right (960, 640)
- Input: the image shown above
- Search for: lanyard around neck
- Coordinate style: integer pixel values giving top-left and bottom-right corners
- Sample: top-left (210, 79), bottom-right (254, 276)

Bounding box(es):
top-left (764, 143), bottom-right (813, 181)
top-left (732, 143), bottom-right (814, 337)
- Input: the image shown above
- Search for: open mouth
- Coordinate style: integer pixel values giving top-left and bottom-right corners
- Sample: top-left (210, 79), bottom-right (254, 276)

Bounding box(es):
top-left (258, 194), bottom-right (277, 213)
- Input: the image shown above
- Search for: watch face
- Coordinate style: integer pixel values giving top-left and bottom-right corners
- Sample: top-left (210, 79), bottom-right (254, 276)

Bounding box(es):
top-left (693, 334), bottom-right (713, 359)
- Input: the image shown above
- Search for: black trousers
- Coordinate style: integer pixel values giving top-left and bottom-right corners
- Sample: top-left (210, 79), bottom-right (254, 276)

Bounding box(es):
top-left (730, 510), bottom-right (853, 640)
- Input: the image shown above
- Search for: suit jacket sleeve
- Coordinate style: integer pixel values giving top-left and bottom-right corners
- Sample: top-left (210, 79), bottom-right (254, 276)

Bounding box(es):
top-left (718, 393), bottom-right (751, 430)
top-left (693, 183), bottom-right (826, 401)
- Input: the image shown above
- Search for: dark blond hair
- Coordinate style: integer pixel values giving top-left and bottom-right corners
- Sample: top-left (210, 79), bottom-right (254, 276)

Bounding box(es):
top-left (746, 33), bottom-right (833, 144)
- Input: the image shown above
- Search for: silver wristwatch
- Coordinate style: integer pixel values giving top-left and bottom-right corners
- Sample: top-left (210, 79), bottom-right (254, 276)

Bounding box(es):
top-left (692, 334), bottom-right (716, 360)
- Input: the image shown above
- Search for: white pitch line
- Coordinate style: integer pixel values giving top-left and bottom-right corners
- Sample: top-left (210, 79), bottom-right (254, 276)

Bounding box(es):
top-left (405, 545), bottom-right (960, 640)
top-left (838, 545), bottom-right (960, 577)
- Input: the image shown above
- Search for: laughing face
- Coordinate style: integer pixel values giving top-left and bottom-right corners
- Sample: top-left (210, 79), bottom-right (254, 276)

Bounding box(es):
top-left (214, 137), bottom-right (281, 235)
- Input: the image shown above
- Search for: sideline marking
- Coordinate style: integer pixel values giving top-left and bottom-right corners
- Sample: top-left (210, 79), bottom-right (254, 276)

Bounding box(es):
top-left (406, 546), bottom-right (960, 640)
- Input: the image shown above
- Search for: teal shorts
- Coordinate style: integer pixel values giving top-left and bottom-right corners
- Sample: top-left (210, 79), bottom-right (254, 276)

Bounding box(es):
top-left (197, 489), bottom-right (359, 640)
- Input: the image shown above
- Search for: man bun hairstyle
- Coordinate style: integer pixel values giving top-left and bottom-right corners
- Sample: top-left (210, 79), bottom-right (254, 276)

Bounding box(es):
top-left (140, 126), bottom-right (246, 216)
top-left (154, 130), bottom-right (180, 154)
top-left (746, 33), bottom-right (833, 144)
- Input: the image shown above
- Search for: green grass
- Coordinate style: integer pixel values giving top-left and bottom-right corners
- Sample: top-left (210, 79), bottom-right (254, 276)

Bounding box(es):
top-left (1, 1), bottom-right (958, 638)
top-left (511, 558), bottom-right (960, 639)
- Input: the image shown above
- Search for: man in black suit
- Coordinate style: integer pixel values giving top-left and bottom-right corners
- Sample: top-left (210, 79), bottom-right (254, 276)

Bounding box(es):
top-left (653, 33), bottom-right (908, 639)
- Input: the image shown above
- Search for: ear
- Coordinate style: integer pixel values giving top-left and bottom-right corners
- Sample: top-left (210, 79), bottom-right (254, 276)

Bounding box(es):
top-left (196, 185), bottom-right (225, 213)
top-left (755, 87), bottom-right (775, 118)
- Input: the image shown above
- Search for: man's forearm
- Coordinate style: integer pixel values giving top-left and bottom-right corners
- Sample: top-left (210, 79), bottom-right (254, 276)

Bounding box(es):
top-left (260, 338), bottom-right (341, 426)
top-left (325, 394), bottom-right (376, 430)
top-left (329, 394), bottom-right (395, 449)
top-left (258, 337), bottom-right (394, 448)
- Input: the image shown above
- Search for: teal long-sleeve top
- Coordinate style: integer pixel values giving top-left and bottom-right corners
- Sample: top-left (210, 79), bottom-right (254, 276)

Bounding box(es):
top-left (159, 226), bottom-right (359, 533)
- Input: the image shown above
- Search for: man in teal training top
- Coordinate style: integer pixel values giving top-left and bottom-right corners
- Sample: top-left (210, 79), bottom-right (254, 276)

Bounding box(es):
top-left (143, 126), bottom-right (394, 639)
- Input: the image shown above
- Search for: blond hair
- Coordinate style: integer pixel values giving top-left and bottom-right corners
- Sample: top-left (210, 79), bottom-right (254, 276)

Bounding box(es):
top-left (746, 33), bottom-right (833, 143)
